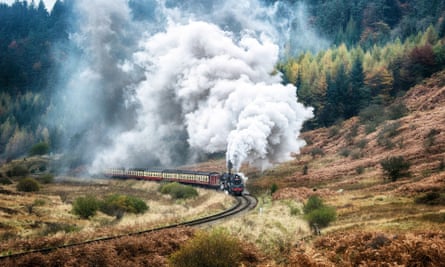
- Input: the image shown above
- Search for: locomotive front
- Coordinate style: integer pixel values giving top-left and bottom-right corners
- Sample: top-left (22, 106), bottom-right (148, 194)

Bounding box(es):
top-left (219, 160), bottom-right (245, 196)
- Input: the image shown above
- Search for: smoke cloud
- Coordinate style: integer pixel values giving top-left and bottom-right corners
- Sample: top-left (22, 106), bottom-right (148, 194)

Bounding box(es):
top-left (49, 0), bottom-right (321, 172)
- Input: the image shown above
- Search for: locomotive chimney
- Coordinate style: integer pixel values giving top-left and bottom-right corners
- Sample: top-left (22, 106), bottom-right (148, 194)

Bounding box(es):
top-left (227, 160), bottom-right (233, 175)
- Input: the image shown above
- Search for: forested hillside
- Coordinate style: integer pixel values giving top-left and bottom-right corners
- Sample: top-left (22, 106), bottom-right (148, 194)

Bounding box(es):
top-left (278, 0), bottom-right (445, 129)
top-left (0, 0), bottom-right (70, 160)
top-left (0, 0), bottom-right (444, 164)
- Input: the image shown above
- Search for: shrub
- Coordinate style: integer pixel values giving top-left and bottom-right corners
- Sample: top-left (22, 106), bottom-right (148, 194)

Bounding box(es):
top-left (37, 174), bottom-right (54, 184)
top-left (328, 125), bottom-right (340, 137)
top-left (377, 122), bottom-right (401, 149)
top-left (270, 183), bottom-right (278, 194)
top-left (310, 147), bottom-right (324, 157)
top-left (415, 192), bottom-right (445, 205)
top-left (16, 177), bottom-right (40, 192)
top-left (380, 156), bottom-right (411, 181)
top-left (7, 164), bottom-right (29, 177)
top-left (339, 148), bottom-right (351, 157)
top-left (0, 177), bottom-right (13, 185)
top-left (356, 138), bottom-right (368, 149)
top-left (303, 195), bottom-right (324, 214)
top-left (359, 104), bottom-right (386, 132)
top-left (40, 222), bottom-right (80, 236)
top-left (72, 195), bottom-right (99, 219)
top-left (356, 166), bottom-right (365, 175)
top-left (29, 142), bottom-right (50, 156)
top-left (387, 103), bottom-right (408, 120)
top-left (304, 206), bottom-right (337, 228)
top-left (289, 206), bottom-right (301, 216)
top-left (159, 182), bottom-right (198, 199)
top-left (303, 196), bottom-right (336, 228)
top-left (169, 229), bottom-right (242, 267)
top-left (100, 194), bottom-right (148, 218)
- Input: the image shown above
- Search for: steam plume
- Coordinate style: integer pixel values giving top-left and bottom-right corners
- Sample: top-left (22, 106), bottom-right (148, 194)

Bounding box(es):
top-left (49, 0), bottom-right (321, 172)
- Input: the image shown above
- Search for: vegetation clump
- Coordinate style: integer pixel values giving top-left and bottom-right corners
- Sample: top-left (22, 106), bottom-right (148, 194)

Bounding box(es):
top-left (159, 182), bottom-right (198, 199)
top-left (16, 177), bottom-right (40, 192)
top-left (169, 229), bottom-right (242, 267)
top-left (270, 183), bottom-right (278, 194)
top-left (72, 194), bottom-right (149, 219)
top-left (0, 176), bottom-right (13, 185)
top-left (7, 164), bottom-right (29, 177)
top-left (99, 194), bottom-right (148, 219)
top-left (72, 195), bottom-right (99, 219)
top-left (28, 142), bottom-right (50, 156)
top-left (415, 192), bottom-right (445, 205)
top-left (380, 156), bottom-right (411, 181)
top-left (303, 195), bottom-right (336, 228)
top-left (37, 174), bottom-right (54, 184)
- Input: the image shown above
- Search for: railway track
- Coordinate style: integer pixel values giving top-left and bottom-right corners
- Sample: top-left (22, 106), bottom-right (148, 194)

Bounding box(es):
top-left (0, 194), bottom-right (257, 261)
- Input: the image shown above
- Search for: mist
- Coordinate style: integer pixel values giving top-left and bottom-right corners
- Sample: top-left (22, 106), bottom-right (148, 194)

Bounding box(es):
top-left (48, 0), bottom-right (323, 172)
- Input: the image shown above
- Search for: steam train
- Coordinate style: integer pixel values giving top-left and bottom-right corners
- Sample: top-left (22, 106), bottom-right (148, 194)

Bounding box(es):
top-left (104, 166), bottom-right (244, 196)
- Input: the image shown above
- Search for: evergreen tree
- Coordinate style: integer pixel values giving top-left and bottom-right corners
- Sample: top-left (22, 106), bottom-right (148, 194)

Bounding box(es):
top-left (348, 56), bottom-right (367, 117)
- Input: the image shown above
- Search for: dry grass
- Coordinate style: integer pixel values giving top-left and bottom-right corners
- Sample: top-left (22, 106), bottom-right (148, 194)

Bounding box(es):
top-left (0, 174), bottom-right (235, 255)
top-left (218, 195), bottom-right (310, 263)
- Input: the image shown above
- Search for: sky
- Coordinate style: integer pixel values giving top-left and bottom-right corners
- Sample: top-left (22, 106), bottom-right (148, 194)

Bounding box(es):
top-left (1, 0), bottom-right (56, 11)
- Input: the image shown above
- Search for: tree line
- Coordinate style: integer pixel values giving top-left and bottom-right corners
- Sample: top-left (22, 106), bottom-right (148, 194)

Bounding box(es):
top-left (278, 26), bottom-right (445, 129)
top-left (0, 0), bottom-right (70, 160)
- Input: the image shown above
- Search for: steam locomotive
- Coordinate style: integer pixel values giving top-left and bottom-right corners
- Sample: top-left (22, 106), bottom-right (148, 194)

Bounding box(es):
top-left (104, 162), bottom-right (244, 195)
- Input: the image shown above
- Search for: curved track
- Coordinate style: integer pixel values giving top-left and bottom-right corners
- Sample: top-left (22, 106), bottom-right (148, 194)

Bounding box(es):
top-left (0, 194), bottom-right (257, 260)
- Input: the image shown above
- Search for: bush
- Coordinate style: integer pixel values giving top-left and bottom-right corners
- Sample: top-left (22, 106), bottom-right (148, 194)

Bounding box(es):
top-left (359, 104), bottom-right (386, 131)
top-left (16, 177), bottom-right (40, 192)
top-left (72, 195), bottom-right (99, 219)
top-left (415, 192), bottom-right (445, 205)
top-left (40, 222), bottom-right (80, 236)
top-left (303, 195), bottom-right (324, 214)
top-left (380, 156), bottom-right (411, 181)
top-left (304, 206), bottom-right (337, 228)
top-left (310, 147), bottom-right (324, 157)
top-left (7, 164), bottom-right (29, 177)
top-left (100, 194), bottom-right (148, 218)
top-left (387, 103), bottom-right (408, 120)
top-left (289, 206), bottom-right (301, 216)
top-left (356, 138), bottom-right (368, 149)
top-left (37, 174), bottom-right (54, 184)
top-left (339, 148), bottom-right (351, 157)
top-left (169, 229), bottom-right (242, 267)
top-left (159, 182), bottom-right (198, 199)
top-left (303, 196), bottom-right (337, 228)
top-left (377, 122), bottom-right (401, 149)
top-left (356, 166), bottom-right (365, 174)
top-left (270, 183), bottom-right (278, 194)
top-left (29, 142), bottom-right (50, 156)
top-left (0, 177), bottom-right (13, 185)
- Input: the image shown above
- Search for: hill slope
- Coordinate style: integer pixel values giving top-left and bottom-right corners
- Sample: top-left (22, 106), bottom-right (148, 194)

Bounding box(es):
top-left (246, 70), bottom-right (445, 265)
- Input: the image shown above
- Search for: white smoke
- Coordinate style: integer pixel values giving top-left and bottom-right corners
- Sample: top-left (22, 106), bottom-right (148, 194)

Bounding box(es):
top-left (92, 20), bottom-right (313, 171)
top-left (49, 0), bottom-right (321, 172)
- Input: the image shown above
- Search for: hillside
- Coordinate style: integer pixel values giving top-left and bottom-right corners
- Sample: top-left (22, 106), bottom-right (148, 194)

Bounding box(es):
top-left (243, 70), bottom-right (445, 265)
top-left (275, 70), bottom-right (445, 195)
